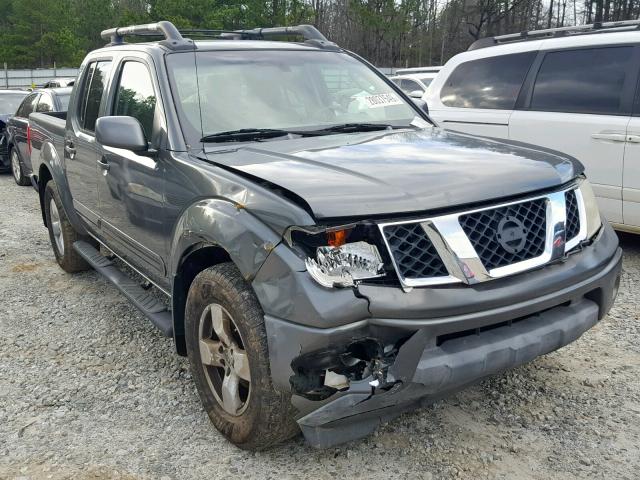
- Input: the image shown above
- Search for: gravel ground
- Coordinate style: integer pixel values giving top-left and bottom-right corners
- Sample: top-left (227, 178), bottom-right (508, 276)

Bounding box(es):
top-left (1, 173), bottom-right (639, 480)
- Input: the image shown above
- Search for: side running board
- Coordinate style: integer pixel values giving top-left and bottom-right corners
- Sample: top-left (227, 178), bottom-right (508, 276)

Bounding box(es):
top-left (73, 241), bottom-right (173, 337)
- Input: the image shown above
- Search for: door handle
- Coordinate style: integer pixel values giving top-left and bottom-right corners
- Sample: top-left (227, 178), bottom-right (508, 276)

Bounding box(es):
top-left (591, 132), bottom-right (627, 142)
top-left (97, 157), bottom-right (110, 172)
top-left (627, 134), bottom-right (640, 143)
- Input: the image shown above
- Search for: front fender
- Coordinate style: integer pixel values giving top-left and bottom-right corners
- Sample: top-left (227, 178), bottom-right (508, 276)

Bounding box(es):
top-left (169, 198), bottom-right (283, 281)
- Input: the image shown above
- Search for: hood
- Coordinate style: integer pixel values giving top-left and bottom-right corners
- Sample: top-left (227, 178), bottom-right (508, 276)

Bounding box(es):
top-left (204, 128), bottom-right (582, 219)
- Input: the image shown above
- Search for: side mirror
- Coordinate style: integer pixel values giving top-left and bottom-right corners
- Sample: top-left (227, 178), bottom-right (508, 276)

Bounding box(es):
top-left (96, 116), bottom-right (147, 152)
top-left (408, 89), bottom-right (424, 99)
top-left (412, 98), bottom-right (429, 115)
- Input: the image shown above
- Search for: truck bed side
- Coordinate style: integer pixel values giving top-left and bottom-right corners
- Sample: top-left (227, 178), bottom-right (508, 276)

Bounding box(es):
top-left (28, 112), bottom-right (67, 179)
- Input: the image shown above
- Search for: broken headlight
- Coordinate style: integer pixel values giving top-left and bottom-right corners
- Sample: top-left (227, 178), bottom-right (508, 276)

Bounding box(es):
top-left (287, 225), bottom-right (386, 288)
top-left (577, 178), bottom-right (601, 240)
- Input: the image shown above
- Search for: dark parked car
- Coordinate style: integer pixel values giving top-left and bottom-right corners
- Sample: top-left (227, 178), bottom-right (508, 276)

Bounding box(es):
top-left (6, 87), bottom-right (71, 185)
top-left (0, 89), bottom-right (29, 173)
top-left (28, 21), bottom-right (620, 450)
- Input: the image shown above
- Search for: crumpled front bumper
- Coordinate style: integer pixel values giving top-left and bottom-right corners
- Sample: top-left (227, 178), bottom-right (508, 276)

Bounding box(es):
top-left (296, 297), bottom-right (605, 448)
top-left (258, 224), bottom-right (622, 448)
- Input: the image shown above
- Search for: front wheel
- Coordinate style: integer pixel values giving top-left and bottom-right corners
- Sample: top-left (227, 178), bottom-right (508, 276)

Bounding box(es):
top-left (44, 180), bottom-right (92, 273)
top-left (185, 263), bottom-right (298, 450)
top-left (10, 149), bottom-right (29, 186)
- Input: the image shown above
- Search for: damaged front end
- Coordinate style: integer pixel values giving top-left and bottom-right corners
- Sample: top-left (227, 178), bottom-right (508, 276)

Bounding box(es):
top-left (289, 337), bottom-right (401, 401)
top-left (255, 206), bottom-right (621, 449)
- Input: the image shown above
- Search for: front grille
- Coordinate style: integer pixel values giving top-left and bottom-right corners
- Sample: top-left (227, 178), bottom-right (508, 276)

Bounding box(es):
top-left (379, 186), bottom-right (587, 289)
top-left (565, 190), bottom-right (580, 241)
top-left (382, 223), bottom-right (448, 279)
top-left (459, 198), bottom-right (547, 271)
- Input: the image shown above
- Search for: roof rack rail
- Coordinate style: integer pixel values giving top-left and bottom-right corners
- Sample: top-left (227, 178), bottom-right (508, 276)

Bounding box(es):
top-left (468, 19), bottom-right (640, 50)
top-left (101, 21), bottom-right (194, 50)
top-left (100, 21), bottom-right (338, 50)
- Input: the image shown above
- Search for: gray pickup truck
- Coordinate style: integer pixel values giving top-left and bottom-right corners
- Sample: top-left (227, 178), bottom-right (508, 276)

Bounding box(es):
top-left (27, 21), bottom-right (622, 450)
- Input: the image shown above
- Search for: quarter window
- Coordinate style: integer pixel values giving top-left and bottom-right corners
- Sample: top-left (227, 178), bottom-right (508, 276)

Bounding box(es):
top-left (530, 47), bottom-right (634, 115)
top-left (113, 61), bottom-right (157, 139)
top-left (79, 60), bottom-right (111, 132)
top-left (440, 52), bottom-right (536, 109)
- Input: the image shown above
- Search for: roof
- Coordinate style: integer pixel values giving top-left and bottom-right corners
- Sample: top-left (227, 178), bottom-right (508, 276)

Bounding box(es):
top-left (0, 89), bottom-right (29, 95)
top-left (390, 72), bottom-right (439, 81)
top-left (93, 38), bottom-right (335, 54)
top-left (469, 19), bottom-right (640, 51)
top-left (395, 67), bottom-right (441, 74)
top-left (447, 29), bottom-right (640, 65)
top-left (34, 87), bottom-right (73, 96)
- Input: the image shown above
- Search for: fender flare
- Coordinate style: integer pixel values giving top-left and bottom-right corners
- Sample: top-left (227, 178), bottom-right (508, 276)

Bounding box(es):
top-left (169, 198), bottom-right (284, 280)
top-left (169, 198), bottom-right (285, 353)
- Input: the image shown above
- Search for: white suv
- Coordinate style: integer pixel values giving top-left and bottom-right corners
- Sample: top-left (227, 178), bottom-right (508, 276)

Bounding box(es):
top-left (425, 20), bottom-right (640, 233)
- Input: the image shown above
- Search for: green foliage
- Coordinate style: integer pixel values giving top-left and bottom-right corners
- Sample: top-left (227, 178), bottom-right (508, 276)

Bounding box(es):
top-left (0, 0), bottom-right (638, 68)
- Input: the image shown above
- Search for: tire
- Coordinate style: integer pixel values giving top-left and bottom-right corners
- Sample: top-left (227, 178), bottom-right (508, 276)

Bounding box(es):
top-left (44, 180), bottom-right (92, 273)
top-left (10, 148), bottom-right (30, 186)
top-left (185, 263), bottom-right (299, 450)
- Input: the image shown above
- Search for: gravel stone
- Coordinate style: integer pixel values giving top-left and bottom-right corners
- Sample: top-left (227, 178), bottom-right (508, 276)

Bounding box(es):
top-left (0, 174), bottom-right (639, 479)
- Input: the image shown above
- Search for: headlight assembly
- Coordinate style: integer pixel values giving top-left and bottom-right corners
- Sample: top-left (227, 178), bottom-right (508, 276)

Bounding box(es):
top-left (286, 225), bottom-right (386, 288)
top-left (577, 178), bottom-right (601, 239)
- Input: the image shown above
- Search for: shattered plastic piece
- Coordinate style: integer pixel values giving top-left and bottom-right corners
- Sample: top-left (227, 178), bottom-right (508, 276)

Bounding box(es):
top-left (324, 370), bottom-right (350, 390)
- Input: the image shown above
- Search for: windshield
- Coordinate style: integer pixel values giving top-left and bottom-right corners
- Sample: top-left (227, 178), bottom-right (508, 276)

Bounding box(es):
top-left (0, 92), bottom-right (28, 115)
top-left (167, 50), bottom-right (422, 143)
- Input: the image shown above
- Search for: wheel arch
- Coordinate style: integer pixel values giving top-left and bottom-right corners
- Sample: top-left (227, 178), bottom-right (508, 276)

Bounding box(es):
top-left (169, 199), bottom-right (283, 356)
top-left (37, 163), bottom-right (53, 226)
top-left (172, 243), bottom-right (231, 355)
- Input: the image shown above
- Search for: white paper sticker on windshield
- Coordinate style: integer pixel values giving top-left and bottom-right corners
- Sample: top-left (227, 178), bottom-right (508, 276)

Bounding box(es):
top-left (361, 93), bottom-right (403, 109)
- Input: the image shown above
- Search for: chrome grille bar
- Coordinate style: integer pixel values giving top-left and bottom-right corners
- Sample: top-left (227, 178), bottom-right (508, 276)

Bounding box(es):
top-left (378, 185), bottom-right (587, 291)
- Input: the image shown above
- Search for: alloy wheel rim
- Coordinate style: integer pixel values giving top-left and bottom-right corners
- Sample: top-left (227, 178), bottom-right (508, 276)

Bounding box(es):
top-left (198, 303), bottom-right (251, 416)
top-left (49, 198), bottom-right (64, 255)
top-left (11, 151), bottom-right (20, 182)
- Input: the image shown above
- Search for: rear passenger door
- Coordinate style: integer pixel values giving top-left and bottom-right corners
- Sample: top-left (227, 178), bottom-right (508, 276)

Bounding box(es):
top-left (66, 59), bottom-right (112, 226)
top-left (428, 52), bottom-right (536, 138)
top-left (509, 46), bottom-right (637, 224)
top-left (624, 77), bottom-right (640, 228)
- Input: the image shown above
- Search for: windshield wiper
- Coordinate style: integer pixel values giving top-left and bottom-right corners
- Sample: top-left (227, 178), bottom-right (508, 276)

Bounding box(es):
top-left (291, 123), bottom-right (405, 135)
top-left (200, 128), bottom-right (291, 143)
top-left (201, 124), bottom-right (413, 143)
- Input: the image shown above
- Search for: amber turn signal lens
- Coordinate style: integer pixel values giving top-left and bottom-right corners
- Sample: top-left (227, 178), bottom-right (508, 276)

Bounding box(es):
top-left (327, 229), bottom-right (348, 247)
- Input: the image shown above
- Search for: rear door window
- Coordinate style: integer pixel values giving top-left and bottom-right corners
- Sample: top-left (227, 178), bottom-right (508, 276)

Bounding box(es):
top-left (530, 46), bottom-right (634, 115)
top-left (112, 61), bottom-right (157, 139)
top-left (78, 60), bottom-right (111, 132)
top-left (440, 52), bottom-right (536, 109)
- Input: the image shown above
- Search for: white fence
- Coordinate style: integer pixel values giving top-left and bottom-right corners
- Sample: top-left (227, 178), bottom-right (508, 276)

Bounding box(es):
top-left (1, 64), bottom-right (79, 89)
